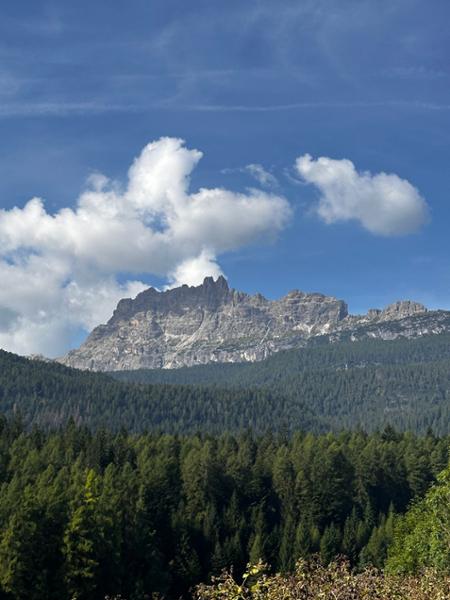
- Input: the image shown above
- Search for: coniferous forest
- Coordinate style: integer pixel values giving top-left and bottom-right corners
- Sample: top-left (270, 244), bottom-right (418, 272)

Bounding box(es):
top-left (0, 418), bottom-right (448, 599)
top-left (1, 336), bottom-right (450, 598)
top-left (3, 332), bottom-right (450, 435)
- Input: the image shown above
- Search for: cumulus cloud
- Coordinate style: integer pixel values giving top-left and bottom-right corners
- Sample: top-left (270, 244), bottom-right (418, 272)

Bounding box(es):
top-left (166, 249), bottom-right (224, 289)
top-left (296, 154), bottom-right (429, 236)
top-left (0, 137), bottom-right (291, 357)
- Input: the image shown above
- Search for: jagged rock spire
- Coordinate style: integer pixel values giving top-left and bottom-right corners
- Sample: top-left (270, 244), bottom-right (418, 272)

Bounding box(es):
top-left (58, 280), bottom-right (436, 372)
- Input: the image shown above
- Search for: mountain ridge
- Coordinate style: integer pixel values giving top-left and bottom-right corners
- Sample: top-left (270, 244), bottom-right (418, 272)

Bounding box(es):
top-left (58, 276), bottom-right (447, 371)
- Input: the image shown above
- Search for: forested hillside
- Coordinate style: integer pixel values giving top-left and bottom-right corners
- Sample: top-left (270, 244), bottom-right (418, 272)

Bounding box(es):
top-left (1, 337), bottom-right (450, 598)
top-left (2, 333), bottom-right (450, 434)
top-left (0, 350), bottom-right (317, 434)
top-left (0, 419), bottom-right (447, 599)
top-left (116, 334), bottom-right (450, 435)
top-left (112, 333), bottom-right (450, 385)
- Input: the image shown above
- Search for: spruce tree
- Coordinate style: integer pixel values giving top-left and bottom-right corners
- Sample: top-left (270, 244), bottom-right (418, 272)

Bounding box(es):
top-left (63, 470), bottom-right (101, 600)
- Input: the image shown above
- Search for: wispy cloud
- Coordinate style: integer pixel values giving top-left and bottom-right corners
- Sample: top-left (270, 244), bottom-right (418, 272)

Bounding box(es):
top-left (0, 101), bottom-right (142, 118)
top-left (1, 1), bottom-right (448, 119)
top-left (2, 99), bottom-right (450, 119)
top-left (244, 164), bottom-right (279, 187)
top-left (1, 9), bottom-right (64, 38)
top-left (222, 164), bottom-right (279, 188)
top-left (382, 66), bottom-right (448, 80)
top-left (167, 100), bottom-right (450, 113)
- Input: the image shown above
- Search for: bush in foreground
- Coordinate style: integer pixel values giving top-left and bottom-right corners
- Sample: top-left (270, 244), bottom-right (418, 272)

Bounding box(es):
top-left (386, 462), bottom-right (450, 574)
top-left (195, 559), bottom-right (450, 600)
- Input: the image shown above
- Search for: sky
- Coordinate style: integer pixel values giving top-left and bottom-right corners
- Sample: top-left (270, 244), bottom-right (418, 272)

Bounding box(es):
top-left (0, 0), bottom-right (450, 357)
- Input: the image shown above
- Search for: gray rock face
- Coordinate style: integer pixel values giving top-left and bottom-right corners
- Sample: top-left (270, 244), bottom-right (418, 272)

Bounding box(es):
top-left (59, 277), bottom-right (446, 371)
top-left (379, 300), bottom-right (427, 321)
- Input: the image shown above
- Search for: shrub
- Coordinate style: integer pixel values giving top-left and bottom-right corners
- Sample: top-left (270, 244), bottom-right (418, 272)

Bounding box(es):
top-left (195, 558), bottom-right (450, 600)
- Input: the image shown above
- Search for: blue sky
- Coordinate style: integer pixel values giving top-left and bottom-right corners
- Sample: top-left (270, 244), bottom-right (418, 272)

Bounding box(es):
top-left (0, 0), bottom-right (450, 355)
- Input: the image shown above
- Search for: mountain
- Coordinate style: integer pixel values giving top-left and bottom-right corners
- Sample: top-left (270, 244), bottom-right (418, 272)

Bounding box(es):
top-left (111, 333), bottom-right (450, 435)
top-left (0, 349), bottom-right (317, 433)
top-left (58, 276), bottom-right (450, 371)
top-left (4, 333), bottom-right (450, 434)
top-left (110, 332), bottom-right (450, 387)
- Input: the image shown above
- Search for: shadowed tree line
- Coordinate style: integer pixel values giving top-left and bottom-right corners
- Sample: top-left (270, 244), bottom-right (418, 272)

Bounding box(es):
top-left (3, 335), bottom-right (450, 435)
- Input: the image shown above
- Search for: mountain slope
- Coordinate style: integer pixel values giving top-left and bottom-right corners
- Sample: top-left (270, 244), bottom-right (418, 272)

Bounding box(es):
top-left (59, 276), bottom-right (449, 371)
top-left (3, 332), bottom-right (450, 434)
top-left (0, 349), bottom-right (318, 433)
top-left (111, 333), bottom-right (450, 435)
top-left (111, 332), bottom-right (450, 386)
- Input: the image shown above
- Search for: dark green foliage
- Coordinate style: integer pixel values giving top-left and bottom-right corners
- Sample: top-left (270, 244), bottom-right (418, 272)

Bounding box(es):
top-left (0, 419), bottom-right (447, 599)
top-left (3, 332), bottom-right (450, 435)
top-left (112, 333), bottom-right (450, 435)
top-left (386, 462), bottom-right (450, 574)
top-left (0, 350), bottom-right (317, 434)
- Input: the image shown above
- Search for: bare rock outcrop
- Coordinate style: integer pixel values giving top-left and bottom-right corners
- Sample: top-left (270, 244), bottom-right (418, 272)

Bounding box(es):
top-left (59, 277), bottom-right (447, 371)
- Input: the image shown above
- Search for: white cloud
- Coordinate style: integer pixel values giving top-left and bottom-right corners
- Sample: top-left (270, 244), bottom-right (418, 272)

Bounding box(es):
top-left (166, 249), bottom-right (224, 289)
top-left (296, 154), bottom-right (429, 236)
top-left (222, 163), bottom-right (278, 188)
top-left (0, 137), bottom-right (291, 356)
top-left (244, 164), bottom-right (278, 188)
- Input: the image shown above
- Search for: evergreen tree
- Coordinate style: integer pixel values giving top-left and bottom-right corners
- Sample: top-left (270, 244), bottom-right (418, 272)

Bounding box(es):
top-left (320, 523), bottom-right (342, 565)
top-left (341, 508), bottom-right (359, 565)
top-left (294, 519), bottom-right (312, 558)
top-left (0, 498), bottom-right (50, 599)
top-left (278, 514), bottom-right (295, 571)
top-left (63, 470), bottom-right (101, 600)
top-left (387, 462), bottom-right (450, 573)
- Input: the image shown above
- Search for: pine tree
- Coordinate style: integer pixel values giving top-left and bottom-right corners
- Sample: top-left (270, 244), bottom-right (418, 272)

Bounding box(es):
top-left (249, 533), bottom-right (264, 564)
top-left (0, 486), bottom-right (62, 600)
top-left (320, 523), bottom-right (341, 565)
top-left (294, 519), bottom-right (311, 558)
top-left (278, 515), bottom-right (296, 571)
top-left (0, 507), bottom-right (45, 599)
top-left (248, 505), bottom-right (267, 563)
top-left (63, 469), bottom-right (101, 600)
top-left (171, 529), bottom-right (202, 597)
top-left (341, 508), bottom-right (359, 564)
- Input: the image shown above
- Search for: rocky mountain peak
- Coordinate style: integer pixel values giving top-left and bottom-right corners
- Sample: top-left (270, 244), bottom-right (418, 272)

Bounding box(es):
top-left (111, 275), bottom-right (231, 324)
top-left (59, 280), bottom-right (446, 372)
top-left (381, 300), bottom-right (427, 319)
